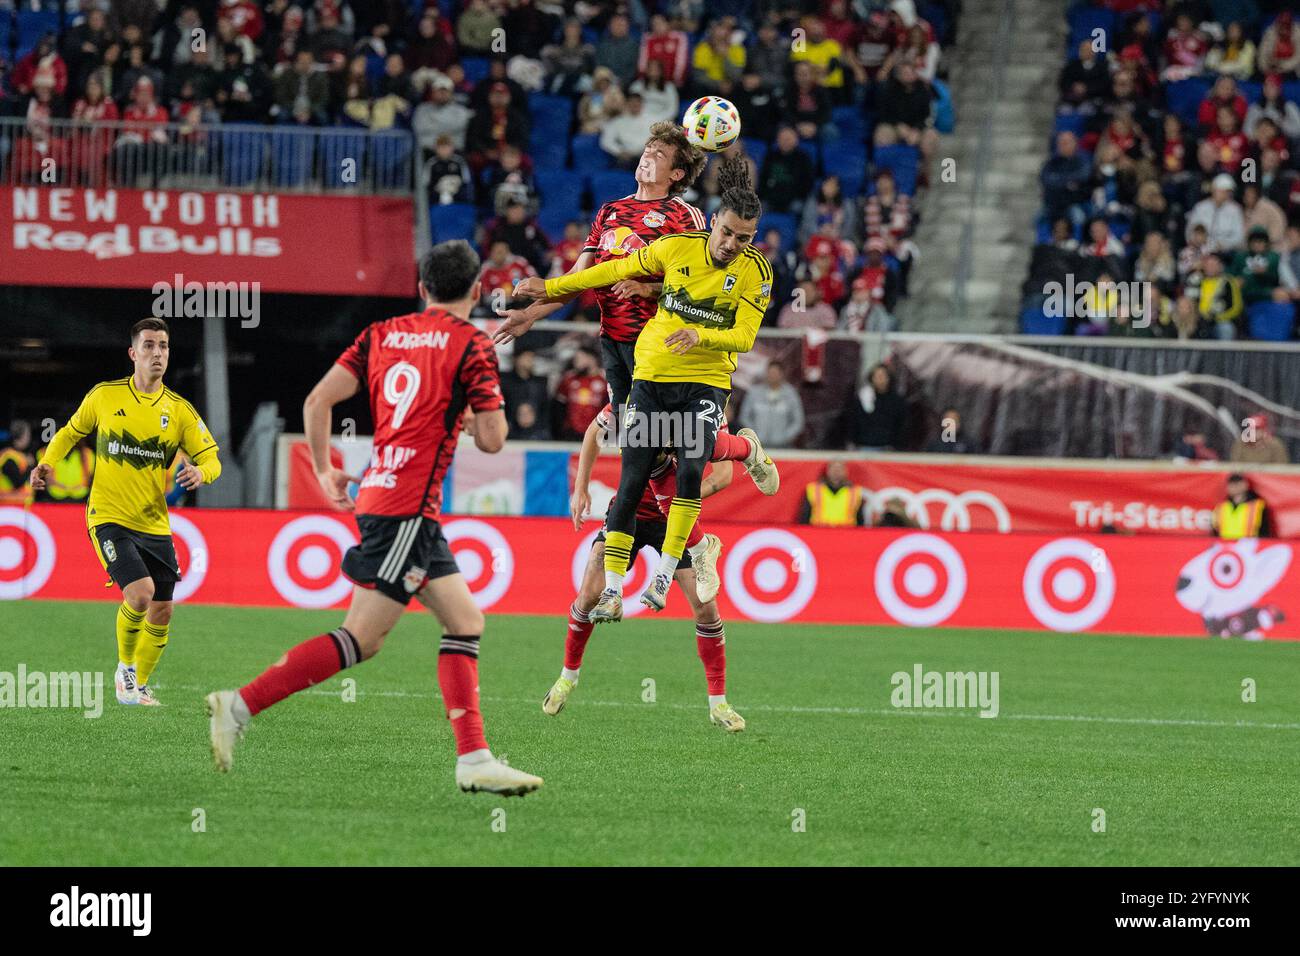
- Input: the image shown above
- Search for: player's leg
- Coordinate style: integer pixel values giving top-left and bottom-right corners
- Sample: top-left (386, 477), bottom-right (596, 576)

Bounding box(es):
top-left (134, 586), bottom-right (173, 706)
top-left (734, 428), bottom-right (780, 495)
top-left (92, 524), bottom-right (152, 705)
top-left (417, 568), bottom-right (543, 796)
top-left (543, 539), bottom-right (606, 716)
top-left (674, 565), bottom-right (744, 732)
top-left (648, 468), bottom-right (723, 602)
top-left (600, 336), bottom-right (637, 440)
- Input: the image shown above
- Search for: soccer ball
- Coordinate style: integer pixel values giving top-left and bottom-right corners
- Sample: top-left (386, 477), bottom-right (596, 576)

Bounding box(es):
top-left (682, 96), bottom-right (741, 152)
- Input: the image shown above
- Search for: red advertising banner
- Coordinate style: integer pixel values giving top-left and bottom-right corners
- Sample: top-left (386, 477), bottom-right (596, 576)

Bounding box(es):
top-left (0, 187), bottom-right (414, 296)
top-left (3, 506), bottom-right (1296, 639)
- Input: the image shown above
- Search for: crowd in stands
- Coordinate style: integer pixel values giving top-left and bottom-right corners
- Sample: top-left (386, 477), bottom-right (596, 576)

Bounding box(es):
top-left (1025, 0), bottom-right (1300, 341)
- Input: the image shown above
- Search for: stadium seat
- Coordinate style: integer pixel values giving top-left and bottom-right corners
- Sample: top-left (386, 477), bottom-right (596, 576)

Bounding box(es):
top-left (570, 134), bottom-right (612, 172)
top-left (1065, 5), bottom-right (1115, 54)
top-left (535, 169), bottom-right (585, 215)
top-left (1164, 78), bottom-right (1212, 126)
top-left (460, 57), bottom-right (491, 85)
top-left (760, 212), bottom-right (797, 252)
top-left (589, 169), bottom-right (635, 208)
top-left (822, 142), bottom-right (865, 193)
top-left (372, 133), bottom-right (414, 190)
top-left (1053, 112), bottom-right (1086, 139)
top-left (16, 8), bottom-right (58, 59)
top-left (1247, 301), bottom-right (1296, 342)
top-left (219, 126), bottom-right (267, 187)
top-left (1020, 305), bottom-right (1066, 336)
top-left (740, 137), bottom-right (768, 170)
top-left (430, 203), bottom-right (478, 243)
top-left (269, 130), bottom-right (314, 188)
top-left (538, 206), bottom-right (577, 240)
top-left (873, 144), bottom-right (920, 195)
top-left (319, 131), bottom-right (368, 188)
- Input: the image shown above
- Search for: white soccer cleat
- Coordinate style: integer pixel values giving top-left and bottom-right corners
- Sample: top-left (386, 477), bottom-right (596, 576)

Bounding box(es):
top-left (589, 588), bottom-right (624, 624)
top-left (137, 684), bottom-right (162, 706)
top-left (709, 701), bottom-right (746, 732)
top-left (738, 427), bottom-right (780, 496)
top-left (206, 690), bottom-right (248, 772)
top-left (115, 663), bottom-right (139, 706)
top-left (639, 572), bottom-right (672, 612)
top-left (542, 676), bottom-right (576, 716)
top-left (691, 533), bottom-right (724, 603)
top-left (456, 756), bottom-right (544, 796)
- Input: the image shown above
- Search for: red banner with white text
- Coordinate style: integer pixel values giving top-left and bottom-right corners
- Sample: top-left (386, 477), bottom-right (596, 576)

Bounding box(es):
top-left (0, 187), bottom-right (414, 296)
top-left (3, 506), bottom-right (1296, 639)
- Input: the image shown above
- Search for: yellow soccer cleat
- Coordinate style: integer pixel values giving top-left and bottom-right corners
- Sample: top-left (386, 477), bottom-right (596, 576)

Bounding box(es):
top-left (542, 676), bottom-right (576, 716)
top-left (590, 587), bottom-right (624, 624)
top-left (738, 428), bottom-right (779, 496)
top-left (691, 533), bottom-right (724, 603)
top-left (709, 701), bottom-right (746, 733)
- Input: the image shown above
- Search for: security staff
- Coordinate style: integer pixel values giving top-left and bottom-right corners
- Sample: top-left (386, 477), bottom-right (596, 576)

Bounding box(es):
top-left (1212, 473), bottom-right (1271, 540)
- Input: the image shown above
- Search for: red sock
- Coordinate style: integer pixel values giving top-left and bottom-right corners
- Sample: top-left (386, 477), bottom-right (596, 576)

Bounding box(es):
top-left (696, 619), bottom-right (727, 696)
top-left (240, 628), bottom-right (360, 717)
top-left (564, 603), bottom-right (595, 670)
top-left (712, 430), bottom-right (752, 462)
top-left (438, 634), bottom-right (488, 756)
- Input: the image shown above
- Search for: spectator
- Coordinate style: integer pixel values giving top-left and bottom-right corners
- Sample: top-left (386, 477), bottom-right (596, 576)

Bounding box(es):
top-left (1059, 40), bottom-right (1110, 105)
top-left (782, 61), bottom-right (833, 142)
top-left (758, 228), bottom-right (799, 325)
top-left (577, 66), bottom-right (625, 135)
top-left (467, 56), bottom-right (527, 111)
top-left (1205, 22), bottom-right (1255, 81)
top-left (1075, 271), bottom-right (1120, 336)
top-left (874, 497), bottom-right (920, 529)
top-left (1212, 473), bottom-right (1272, 539)
top-left (1206, 105), bottom-right (1249, 172)
top-left (873, 62), bottom-right (938, 169)
top-left (801, 175), bottom-right (861, 246)
top-left (113, 76), bottom-right (169, 187)
top-left (501, 0), bottom-right (557, 62)
top-left (552, 349), bottom-right (606, 441)
top-left (408, 8), bottom-right (458, 73)
top-left (1230, 415), bottom-right (1290, 465)
top-left (1245, 73), bottom-right (1300, 141)
top-left (1231, 226), bottom-right (1296, 305)
top-left (64, 8), bottom-right (112, 93)
top-left (478, 239), bottom-right (537, 313)
top-left (11, 34), bottom-right (68, 98)
top-left (1258, 11), bottom-right (1300, 77)
top-left (600, 92), bottom-right (655, 166)
top-left (482, 144), bottom-right (537, 215)
top-left (413, 72), bottom-right (473, 153)
top-left (1080, 219), bottom-right (1126, 260)
top-left (842, 237), bottom-right (900, 331)
top-left (466, 81), bottom-right (530, 170)
top-left (427, 134), bottom-right (472, 204)
top-left (217, 42), bottom-right (271, 122)
top-left (1172, 294), bottom-right (1203, 339)
top-left (758, 126), bottom-right (815, 215)
top-left (501, 350), bottom-right (551, 436)
top-left (1161, 11), bottom-right (1208, 83)
top-left (1130, 180), bottom-right (1177, 251)
top-left (777, 279), bottom-right (837, 329)
top-left (1041, 131), bottom-right (1091, 226)
top-left (1173, 428), bottom-right (1220, 462)
top-left (310, 6), bottom-right (352, 62)
top-left (70, 73), bottom-right (119, 184)
top-left (729, 69), bottom-right (776, 143)
top-left (218, 0), bottom-right (265, 43)
top-left (863, 169), bottom-right (912, 246)
top-left (596, 13), bottom-right (640, 88)
top-left (699, 140), bottom-right (758, 211)
top-left (798, 460), bottom-right (865, 526)
top-left (1134, 232), bottom-right (1177, 293)
top-left (748, 22), bottom-right (790, 93)
top-left (803, 214), bottom-right (857, 273)
top-left (484, 199), bottom-right (551, 273)
top-left (691, 19), bottom-right (746, 95)
top-left (882, 22), bottom-right (940, 87)
top-left (638, 13), bottom-right (690, 89)
top-left (511, 401), bottom-right (551, 441)
top-left (740, 362), bottom-right (806, 448)
top-left (789, 16), bottom-right (848, 102)
top-left (1179, 222), bottom-right (1211, 283)
top-left (1242, 184), bottom-right (1287, 248)
top-left (543, 18), bottom-right (596, 97)
top-left (273, 49), bottom-right (329, 123)
top-left (844, 363), bottom-right (907, 451)
top-left (0, 421), bottom-right (35, 505)
top-left (1285, 225), bottom-right (1300, 294)
top-left (1189, 252), bottom-right (1245, 339)
top-left (457, 0), bottom-right (502, 57)
top-left (629, 59), bottom-right (679, 126)
top-left (1185, 174), bottom-right (1246, 254)
top-left (923, 407), bottom-right (979, 454)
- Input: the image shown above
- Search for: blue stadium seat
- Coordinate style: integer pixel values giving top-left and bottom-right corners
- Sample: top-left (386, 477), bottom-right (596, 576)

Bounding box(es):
top-left (1020, 305), bottom-right (1066, 336)
top-left (531, 139), bottom-right (568, 169)
top-left (372, 133), bottom-right (414, 190)
top-left (589, 169), bottom-right (635, 207)
top-left (571, 134), bottom-right (612, 171)
top-left (873, 143), bottom-right (920, 195)
top-left (796, 138), bottom-right (819, 172)
top-left (1165, 78), bottom-right (1212, 126)
top-left (823, 142), bottom-right (865, 187)
top-left (16, 9), bottom-right (58, 59)
top-left (1237, 81), bottom-right (1262, 105)
top-left (320, 131), bottom-right (368, 188)
top-left (1247, 301), bottom-right (1296, 342)
top-left (529, 93), bottom-right (574, 133)
top-left (269, 130), bottom-right (314, 188)
top-left (1053, 112), bottom-right (1087, 138)
top-left (740, 137), bottom-right (767, 170)
top-left (534, 168), bottom-right (585, 214)
top-left (760, 212), bottom-right (797, 252)
top-left (1034, 214), bottom-right (1052, 245)
top-left (430, 203), bottom-right (478, 243)
top-left (538, 206), bottom-right (578, 240)
top-left (1287, 81), bottom-right (1300, 106)
top-left (1066, 5), bottom-right (1115, 54)
top-left (219, 127), bottom-right (268, 186)
top-left (460, 57), bottom-right (491, 85)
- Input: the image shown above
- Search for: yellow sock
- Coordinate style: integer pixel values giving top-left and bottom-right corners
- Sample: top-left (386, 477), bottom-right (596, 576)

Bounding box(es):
top-left (135, 620), bottom-right (170, 686)
top-left (663, 497), bottom-right (702, 560)
top-left (603, 530), bottom-right (635, 576)
top-left (116, 603), bottom-right (145, 665)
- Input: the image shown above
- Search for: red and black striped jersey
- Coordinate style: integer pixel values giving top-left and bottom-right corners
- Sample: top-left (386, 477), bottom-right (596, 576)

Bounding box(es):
top-left (583, 193), bottom-right (705, 343)
top-left (336, 308), bottom-right (504, 520)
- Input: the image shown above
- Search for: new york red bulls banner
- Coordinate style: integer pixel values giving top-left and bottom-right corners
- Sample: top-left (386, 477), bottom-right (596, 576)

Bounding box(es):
top-left (4, 506), bottom-right (1297, 639)
top-left (0, 187), bottom-right (414, 296)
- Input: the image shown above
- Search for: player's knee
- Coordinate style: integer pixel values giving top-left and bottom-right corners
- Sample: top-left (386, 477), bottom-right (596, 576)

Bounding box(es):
top-left (148, 602), bottom-right (173, 625)
top-left (353, 629), bottom-right (388, 661)
top-left (446, 606), bottom-right (485, 636)
top-left (123, 581), bottom-right (153, 611)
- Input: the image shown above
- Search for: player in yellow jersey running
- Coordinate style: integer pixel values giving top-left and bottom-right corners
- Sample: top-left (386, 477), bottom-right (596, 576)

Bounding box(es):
top-left (31, 318), bottom-right (222, 706)
top-left (516, 158), bottom-right (770, 620)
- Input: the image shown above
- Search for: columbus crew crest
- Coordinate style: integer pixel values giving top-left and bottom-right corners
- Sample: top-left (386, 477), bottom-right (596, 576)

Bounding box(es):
top-left (103, 540), bottom-right (117, 563)
top-left (723, 274), bottom-right (737, 292)
top-left (160, 414), bottom-right (170, 430)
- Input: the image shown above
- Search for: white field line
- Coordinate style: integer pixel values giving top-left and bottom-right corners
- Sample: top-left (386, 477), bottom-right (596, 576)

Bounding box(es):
top-left (167, 684), bottom-right (1300, 731)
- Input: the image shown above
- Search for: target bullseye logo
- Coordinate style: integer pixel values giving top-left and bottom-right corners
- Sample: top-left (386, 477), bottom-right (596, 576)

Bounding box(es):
top-left (444, 519), bottom-right (513, 609)
top-left (570, 530), bottom-right (656, 616)
top-left (0, 507), bottom-right (56, 600)
top-left (874, 533), bottom-right (966, 626)
top-left (723, 529), bottom-right (817, 622)
top-left (168, 513), bottom-right (208, 602)
top-left (1023, 538), bottom-right (1115, 631)
top-left (267, 515), bottom-right (358, 608)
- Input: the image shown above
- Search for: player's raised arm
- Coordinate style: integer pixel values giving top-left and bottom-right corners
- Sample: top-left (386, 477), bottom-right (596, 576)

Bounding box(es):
top-left (31, 388), bottom-right (99, 491)
top-left (492, 251), bottom-right (597, 344)
top-left (176, 402), bottom-right (222, 490)
top-left (518, 237), bottom-right (668, 302)
top-left (304, 363), bottom-right (361, 510)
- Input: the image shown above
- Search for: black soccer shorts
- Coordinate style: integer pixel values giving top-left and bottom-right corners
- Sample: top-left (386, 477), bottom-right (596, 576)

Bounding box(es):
top-left (341, 514), bottom-right (462, 605)
top-left (624, 379), bottom-right (730, 461)
top-left (90, 523), bottom-right (180, 601)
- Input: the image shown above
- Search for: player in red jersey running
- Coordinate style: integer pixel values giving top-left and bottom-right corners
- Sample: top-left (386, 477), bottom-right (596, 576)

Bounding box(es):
top-left (206, 242), bottom-right (543, 796)
top-left (541, 404), bottom-right (745, 731)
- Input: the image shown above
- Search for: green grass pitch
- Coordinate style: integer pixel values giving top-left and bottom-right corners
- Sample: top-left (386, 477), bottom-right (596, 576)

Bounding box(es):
top-left (2, 600), bottom-right (1298, 866)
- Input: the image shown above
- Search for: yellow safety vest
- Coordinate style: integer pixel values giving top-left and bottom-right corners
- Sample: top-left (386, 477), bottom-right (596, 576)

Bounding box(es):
top-left (1215, 498), bottom-right (1265, 540)
top-left (0, 448), bottom-right (32, 503)
top-left (806, 481), bottom-right (862, 527)
top-left (38, 445), bottom-right (95, 502)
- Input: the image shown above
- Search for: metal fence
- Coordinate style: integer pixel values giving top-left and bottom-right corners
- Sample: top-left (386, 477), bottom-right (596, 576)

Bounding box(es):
top-left (0, 116), bottom-right (414, 195)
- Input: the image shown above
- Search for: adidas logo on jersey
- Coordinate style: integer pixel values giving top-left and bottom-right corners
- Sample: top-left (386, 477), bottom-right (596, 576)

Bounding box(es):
top-left (114, 409), bottom-right (127, 417)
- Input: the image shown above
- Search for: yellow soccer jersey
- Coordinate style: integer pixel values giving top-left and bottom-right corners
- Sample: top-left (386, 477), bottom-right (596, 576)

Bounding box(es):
top-left (545, 232), bottom-right (771, 389)
top-left (40, 377), bottom-right (221, 536)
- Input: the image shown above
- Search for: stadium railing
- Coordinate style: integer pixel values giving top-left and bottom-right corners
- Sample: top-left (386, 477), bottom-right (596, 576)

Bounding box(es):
top-left (0, 116), bottom-right (414, 196)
